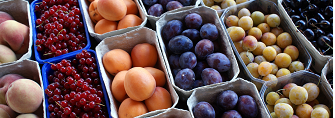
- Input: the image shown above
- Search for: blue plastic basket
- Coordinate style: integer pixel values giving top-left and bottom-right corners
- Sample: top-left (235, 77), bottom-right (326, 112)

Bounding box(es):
top-left (30, 0), bottom-right (91, 64)
top-left (42, 49), bottom-right (111, 118)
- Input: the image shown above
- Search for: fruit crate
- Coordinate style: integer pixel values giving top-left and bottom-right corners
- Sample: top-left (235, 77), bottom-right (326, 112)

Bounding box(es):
top-left (0, 59), bottom-right (45, 117)
top-left (95, 27), bottom-right (179, 118)
top-left (138, 0), bottom-right (201, 30)
top-left (321, 58), bottom-right (333, 91)
top-left (30, 0), bottom-right (91, 64)
top-left (0, 0), bottom-right (32, 65)
top-left (277, 0), bottom-right (332, 74)
top-left (260, 70), bottom-right (333, 117)
top-left (140, 108), bottom-right (192, 118)
top-left (79, 0), bottom-right (147, 41)
top-left (187, 78), bottom-right (270, 118)
top-left (41, 49), bottom-right (111, 118)
top-left (157, 6), bottom-right (240, 101)
top-left (220, 0), bottom-right (312, 90)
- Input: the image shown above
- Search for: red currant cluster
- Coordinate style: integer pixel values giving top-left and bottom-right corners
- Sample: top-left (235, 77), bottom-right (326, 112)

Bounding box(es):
top-left (45, 50), bottom-right (107, 118)
top-left (34, 0), bottom-right (87, 59)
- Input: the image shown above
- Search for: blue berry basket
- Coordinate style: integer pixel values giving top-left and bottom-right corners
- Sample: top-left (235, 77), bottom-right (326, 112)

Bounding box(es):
top-left (42, 49), bottom-right (111, 118)
top-left (30, 0), bottom-right (91, 64)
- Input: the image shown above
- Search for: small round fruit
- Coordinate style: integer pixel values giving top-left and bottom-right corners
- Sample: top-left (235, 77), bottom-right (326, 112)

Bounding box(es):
top-left (247, 63), bottom-right (259, 78)
top-left (226, 15), bottom-right (239, 27)
top-left (118, 98), bottom-right (148, 118)
top-left (168, 35), bottom-right (193, 54)
top-left (195, 39), bottom-right (214, 59)
top-left (103, 49), bottom-right (132, 76)
top-left (275, 98), bottom-right (293, 107)
top-left (296, 104), bottom-right (313, 118)
top-left (89, 0), bottom-right (103, 24)
top-left (200, 23), bottom-right (219, 41)
top-left (238, 8), bottom-right (250, 18)
top-left (270, 112), bottom-right (278, 118)
top-left (179, 52), bottom-right (197, 69)
top-left (206, 53), bottom-right (231, 72)
top-left (117, 14), bottom-right (142, 30)
top-left (261, 32), bottom-right (277, 46)
top-left (271, 27), bottom-right (284, 37)
top-left (220, 0), bottom-right (236, 9)
top-left (289, 86), bottom-right (308, 105)
top-left (202, 0), bottom-right (214, 6)
top-left (311, 107), bottom-right (329, 118)
top-left (174, 68), bottom-right (195, 90)
top-left (257, 23), bottom-right (270, 33)
top-left (229, 27), bottom-right (245, 42)
top-left (277, 32), bottom-right (292, 49)
top-left (131, 43), bottom-right (158, 67)
top-left (289, 61), bottom-right (304, 73)
top-left (216, 90), bottom-right (238, 111)
top-left (238, 16), bottom-right (253, 31)
top-left (266, 92), bottom-right (280, 105)
top-left (237, 95), bottom-right (258, 118)
top-left (254, 55), bottom-right (266, 65)
top-left (258, 62), bottom-right (272, 76)
top-left (235, 0), bottom-right (248, 4)
top-left (97, 0), bottom-right (127, 21)
top-left (270, 63), bottom-right (278, 74)
top-left (263, 46), bottom-right (277, 61)
top-left (252, 42), bottom-right (266, 55)
top-left (271, 45), bottom-right (282, 54)
top-left (234, 41), bottom-right (244, 53)
top-left (111, 71), bottom-right (128, 102)
top-left (240, 51), bottom-right (254, 65)
top-left (313, 104), bottom-right (331, 116)
top-left (283, 45), bottom-right (299, 61)
top-left (282, 83), bottom-right (298, 98)
top-left (274, 103), bottom-right (294, 118)
top-left (262, 74), bottom-right (277, 82)
top-left (242, 36), bottom-right (258, 51)
top-left (303, 83), bottom-right (319, 102)
top-left (275, 53), bottom-right (292, 68)
top-left (222, 110), bottom-right (242, 118)
top-left (144, 87), bottom-right (172, 111)
top-left (267, 104), bottom-right (274, 113)
top-left (211, 6), bottom-right (222, 17)
top-left (248, 27), bottom-right (262, 40)
top-left (276, 68), bottom-right (290, 78)
top-left (95, 19), bottom-right (117, 34)
top-left (166, 1), bottom-right (183, 11)
top-left (193, 101), bottom-right (215, 118)
top-left (148, 4), bottom-right (164, 17)
top-left (267, 14), bottom-right (280, 27)
top-left (251, 11), bottom-right (265, 26)
top-left (162, 20), bottom-right (183, 41)
top-left (201, 68), bottom-right (222, 85)
top-left (185, 13), bottom-right (202, 29)
top-left (144, 67), bottom-right (166, 87)
top-left (307, 99), bottom-right (319, 107)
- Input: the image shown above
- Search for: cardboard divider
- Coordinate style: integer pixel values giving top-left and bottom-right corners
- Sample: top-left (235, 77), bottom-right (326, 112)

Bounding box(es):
top-left (321, 58), bottom-right (333, 92)
top-left (156, 6), bottom-right (240, 102)
top-left (95, 27), bottom-right (179, 118)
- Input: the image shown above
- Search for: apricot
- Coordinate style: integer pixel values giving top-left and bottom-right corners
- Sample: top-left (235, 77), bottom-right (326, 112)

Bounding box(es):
top-left (97, 0), bottom-right (127, 21)
top-left (131, 43), bottom-right (158, 67)
top-left (118, 98), bottom-right (148, 118)
top-left (95, 19), bottom-right (117, 34)
top-left (111, 71), bottom-right (128, 102)
top-left (124, 67), bottom-right (156, 101)
top-left (102, 49), bottom-right (132, 76)
top-left (117, 14), bottom-right (142, 30)
top-left (123, 0), bottom-right (139, 15)
top-left (89, 0), bottom-right (104, 24)
top-left (144, 87), bottom-right (172, 111)
top-left (0, 11), bottom-right (13, 25)
top-left (144, 67), bottom-right (166, 87)
top-left (0, 45), bottom-right (16, 64)
top-left (6, 79), bottom-right (43, 113)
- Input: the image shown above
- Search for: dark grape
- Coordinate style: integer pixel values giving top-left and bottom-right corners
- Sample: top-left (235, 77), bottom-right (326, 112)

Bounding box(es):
top-left (295, 20), bottom-right (306, 30)
top-left (148, 4), bottom-right (164, 17)
top-left (324, 6), bottom-right (333, 18)
top-left (307, 18), bottom-right (317, 28)
top-left (308, 4), bottom-right (319, 13)
top-left (192, 80), bottom-right (204, 88)
top-left (315, 13), bottom-right (325, 21)
top-left (327, 33), bottom-right (333, 40)
top-left (162, 20), bottom-right (183, 41)
top-left (290, 15), bottom-right (300, 23)
top-left (193, 61), bottom-right (209, 80)
top-left (201, 68), bottom-right (222, 85)
top-left (159, 0), bottom-right (173, 9)
top-left (172, 68), bottom-right (181, 77)
top-left (237, 95), bottom-right (258, 118)
top-left (193, 101), bottom-right (215, 118)
top-left (195, 39), bottom-right (214, 60)
top-left (143, 0), bottom-right (158, 6)
top-left (216, 90), bottom-right (238, 111)
top-left (206, 53), bottom-right (231, 72)
top-left (317, 36), bottom-right (332, 48)
top-left (303, 29), bottom-right (315, 41)
top-left (174, 68), bottom-right (195, 90)
top-left (168, 35), bottom-right (193, 54)
top-left (314, 29), bottom-right (325, 38)
top-left (179, 52), bottom-right (197, 69)
top-left (200, 23), bottom-right (218, 41)
top-left (184, 13), bottom-right (202, 29)
top-left (182, 29), bottom-right (201, 43)
top-left (168, 54), bottom-right (180, 68)
top-left (319, 20), bottom-right (330, 30)
top-left (222, 110), bottom-right (242, 118)
top-left (166, 1), bottom-right (183, 11)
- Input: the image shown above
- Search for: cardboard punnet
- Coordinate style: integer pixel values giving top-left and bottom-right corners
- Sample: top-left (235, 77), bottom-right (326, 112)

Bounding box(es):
top-left (95, 27), bottom-right (179, 118)
top-left (0, 0), bottom-right (32, 66)
top-left (79, 0), bottom-right (148, 42)
top-left (260, 70), bottom-right (333, 117)
top-left (0, 59), bottom-right (45, 118)
top-left (220, 0), bottom-right (312, 90)
top-left (187, 78), bottom-right (270, 118)
top-left (277, 0), bottom-right (332, 74)
top-left (140, 108), bottom-right (192, 118)
top-left (321, 58), bottom-right (333, 92)
top-left (138, 0), bottom-right (201, 30)
top-left (156, 6), bottom-right (239, 102)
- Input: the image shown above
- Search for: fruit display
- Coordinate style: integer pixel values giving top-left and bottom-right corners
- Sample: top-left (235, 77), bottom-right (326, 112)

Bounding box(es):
top-left (187, 78), bottom-right (270, 118)
top-left (141, 0), bottom-right (199, 17)
top-left (42, 50), bottom-right (110, 118)
top-left (281, 0), bottom-right (333, 56)
top-left (31, 0), bottom-right (91, 63)
top-left (223, 0), bottom-right (311, 89)
top-left (201, 0), bottom-right (250, 12)
top-left (260, 70), bottom-right (333, 118)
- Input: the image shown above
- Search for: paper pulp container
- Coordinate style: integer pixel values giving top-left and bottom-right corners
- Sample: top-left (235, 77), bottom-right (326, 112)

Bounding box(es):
top-left (321, 58), bottom-right (333, 91)
top-left (0, 59), bottom-right (45, 117)
top-left (79, 0), bottom-right (147, 41)
top-left (157, 6), bottom-right (240, 101)
top-left (187, 78), bottom-right (270, 118)
top-left (138, 0), bottom-right (201, 30)
top-left (140, 108), bottom-right (192, 118)
top-left (277, 0), bottom-right (332, 74)
top-left (220, 0), bottom-right (312, 90)
top-left (260, 70), bottom-right (333, 117)
top-left (0, 0), bottom-right (32, 66)
top-left (95, 27), bottom-right (179, 118)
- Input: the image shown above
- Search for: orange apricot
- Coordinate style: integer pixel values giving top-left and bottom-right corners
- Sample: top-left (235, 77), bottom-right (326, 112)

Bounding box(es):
top-left (144, 67), bottom-right (166, 87)
top-left (88, 0), bottom-right (103, 24)
top-left (118, 98), bottom-right (148, 118)
top-left (131, 43), bottom-right (158, 67)
top-left (117, 14), bottom-right (142, 30)
top-left (102, 49), bottom-right (132, 76)
top-left (123, 0), bottom-right (139, 15)
top-left (94, 19), bottom-right (117, 34)
top-left (144, 87), bottom-right (172, 111)
top-left (111, 71), bottom-right (128, 102)
top-left (97, 0), bottom-right (127, 21)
